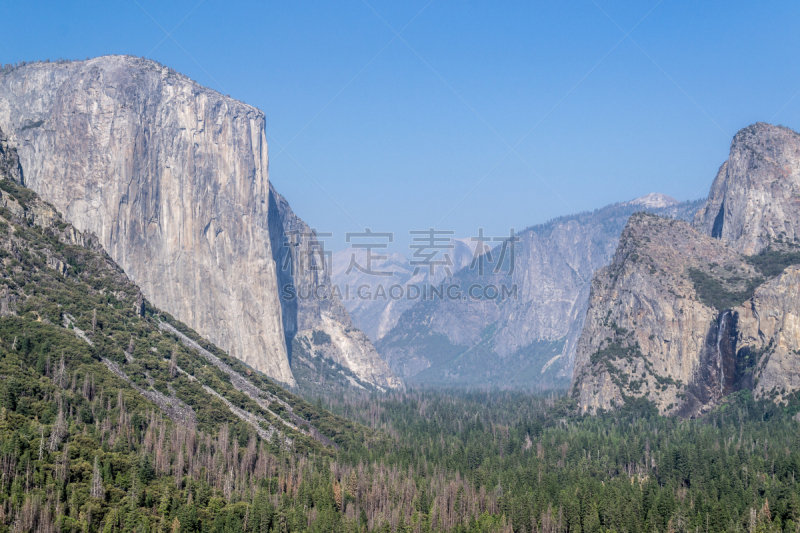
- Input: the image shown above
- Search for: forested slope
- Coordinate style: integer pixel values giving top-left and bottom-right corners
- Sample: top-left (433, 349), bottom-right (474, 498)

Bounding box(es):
top-left (0, 138), bottom-right (377, 531)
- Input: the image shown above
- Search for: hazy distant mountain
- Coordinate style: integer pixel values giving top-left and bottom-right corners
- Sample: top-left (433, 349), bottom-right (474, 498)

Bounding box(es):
top-left (376, 195), bottom-right (704, 389)
top-left (331, 238), bottom-right (477, 341)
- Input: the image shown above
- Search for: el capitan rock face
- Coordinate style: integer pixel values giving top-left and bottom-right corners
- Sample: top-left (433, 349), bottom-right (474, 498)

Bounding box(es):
top-left (694, 123), bottom-right (800, 255)
top-left (0, 56), bottom-right (292, 384)
top-left (0, 56), bottom-right (399, 389)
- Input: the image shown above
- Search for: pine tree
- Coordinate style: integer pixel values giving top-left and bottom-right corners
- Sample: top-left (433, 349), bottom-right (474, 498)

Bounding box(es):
top-left (333, 480), bottom-right (342, 512)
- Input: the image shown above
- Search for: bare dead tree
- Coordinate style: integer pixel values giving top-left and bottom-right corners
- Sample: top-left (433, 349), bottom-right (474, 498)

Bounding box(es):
top-left (169, 350), bottom-right (178, 378)
top-left (55, 352), bottom-right (66, 389)
top-left (82, 373), bottom-right (93, 401)
top-left (56, 442), bottom-right (70, 484)
top-left (90, 456), bottom-right (105, 500)
top-left (48, 402), bottom-right (66, 452)
top-left (134, 293), bottom-right (145, 317)
top-left (38, 426), bottom-right (44, 461)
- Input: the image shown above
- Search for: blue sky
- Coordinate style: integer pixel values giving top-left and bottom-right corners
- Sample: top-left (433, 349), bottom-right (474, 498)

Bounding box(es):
top-left (4, 1), bottom-right (800, 251)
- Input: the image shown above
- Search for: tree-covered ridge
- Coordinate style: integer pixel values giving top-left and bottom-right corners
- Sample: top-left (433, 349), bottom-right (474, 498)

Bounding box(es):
top-left (0, 175), bottom-right (362, 450)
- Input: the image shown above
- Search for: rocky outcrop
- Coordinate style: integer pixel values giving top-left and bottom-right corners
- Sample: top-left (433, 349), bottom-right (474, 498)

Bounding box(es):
top-left (0, 56), bottom-right (399, 389)
top-left (377, 196), bottom-right (702, 388)
top-left (734, 266), bottom-right (800, 403)
top-left (574, 122), bottom-right (800, 416)
top-left (0, 126), bottom-right (22, 184)
top-left (572, 211), bottom-right (800, 416)
top-left (571, 214), bottom-right (762, 416)
top-left (694, 123), bottom-right (800, 254)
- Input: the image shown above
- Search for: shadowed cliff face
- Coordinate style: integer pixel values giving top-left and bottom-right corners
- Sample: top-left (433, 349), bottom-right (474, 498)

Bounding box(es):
top-left (0, 126), bottom-right (22, 185)
top-left (675, 309), bottom-right (753, 417)
top-left (0, 56), bottom-right (400, 389)
top-left (268, 184), bottom-right (402, 390)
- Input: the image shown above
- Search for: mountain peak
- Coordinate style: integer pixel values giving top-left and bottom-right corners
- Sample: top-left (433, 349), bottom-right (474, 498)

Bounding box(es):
top-left (694, 121), bottom-right (800, 255)
top-left (627, 193), bottom-right (679, 209)
top-left (731, 122), bottom-right (800, 151)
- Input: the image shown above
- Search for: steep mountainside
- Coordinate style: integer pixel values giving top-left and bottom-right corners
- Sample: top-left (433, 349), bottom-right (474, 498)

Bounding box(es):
top-left (694, 123), bottom-right (800, 254)
top-left (0, 135), bottom-right (392, 531)
top-left (0, 127), bottom-right (365, 449)
top-left (268, 185), bottom-right (401, 390)
top-left (0, 56), bottom-right (398, 389)
top-left (377, 195), bottom-right (702, 388)
top-left (573, 123), bottom-right (800, 416)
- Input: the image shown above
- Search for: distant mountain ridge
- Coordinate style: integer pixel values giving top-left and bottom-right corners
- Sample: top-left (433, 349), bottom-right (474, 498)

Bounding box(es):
top-left (375, 194), bottom-right (703, 389)
top-left (626, 192), bottom-right (680, 208)
top-left (331, 238), bottom-right (477, 342)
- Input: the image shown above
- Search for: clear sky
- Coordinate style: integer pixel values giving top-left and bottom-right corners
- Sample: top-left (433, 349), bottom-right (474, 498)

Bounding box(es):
top-left (4, 1), bottom-right (800, 251)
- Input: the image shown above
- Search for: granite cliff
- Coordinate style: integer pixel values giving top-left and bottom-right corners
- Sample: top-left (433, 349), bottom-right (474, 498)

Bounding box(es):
top-left (0, 133), bottom-right (352, 451)
top-left (0, 56), bottom-right (398, 389)
top-left (573, 124), bottom-right (800, 415)
top-left (377, 196), bottom-right (702, 388)
top-left (694, 123), bottom-right (800, 254)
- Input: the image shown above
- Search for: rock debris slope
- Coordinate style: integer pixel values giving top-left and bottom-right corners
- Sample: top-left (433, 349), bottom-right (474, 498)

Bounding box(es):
top-left (0, 56), bottom-right (398, 389)
top-left (573, 123), bottom-right (800, 416)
